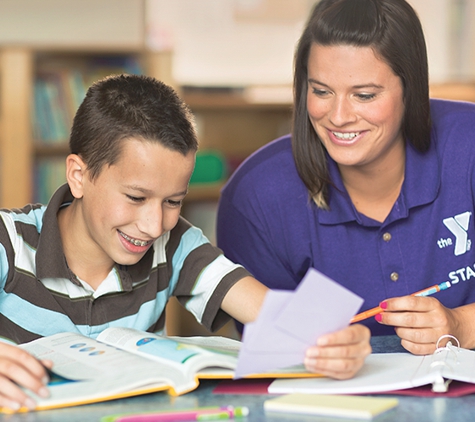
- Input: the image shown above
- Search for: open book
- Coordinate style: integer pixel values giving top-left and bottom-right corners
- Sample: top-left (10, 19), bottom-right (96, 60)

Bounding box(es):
top-left (16, 327), bottom-right (318, 412)
top-left (269, 340), bottom-right (475, 395)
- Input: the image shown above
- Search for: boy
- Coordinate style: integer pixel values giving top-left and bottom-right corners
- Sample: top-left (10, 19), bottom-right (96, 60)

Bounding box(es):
top-left (0, 75), bottom-right (369, 411)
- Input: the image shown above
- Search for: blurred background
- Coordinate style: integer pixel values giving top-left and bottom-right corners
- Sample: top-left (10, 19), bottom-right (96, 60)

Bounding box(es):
top-left (0, 0), bottom-right (473, 337)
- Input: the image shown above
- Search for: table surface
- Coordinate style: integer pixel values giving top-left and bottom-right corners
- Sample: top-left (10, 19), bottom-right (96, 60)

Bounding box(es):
top-left (4, 336), bottom-right (475, 422)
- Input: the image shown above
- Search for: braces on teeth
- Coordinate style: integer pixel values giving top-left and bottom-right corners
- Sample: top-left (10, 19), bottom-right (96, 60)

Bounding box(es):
top-left (120, 231), bottom-right (150, 247)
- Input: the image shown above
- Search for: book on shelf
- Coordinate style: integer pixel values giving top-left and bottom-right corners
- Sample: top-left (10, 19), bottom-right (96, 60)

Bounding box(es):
top-left (14, 327), bottom-right (320, 413)
top-left (33, 55), bottom-right (143, 145)
top-left (269, 336), bottom-right (475, 396)
top-left (34, 70), bottom-right (81, 144)
top-left (34, 157), bottom-right (67, 205)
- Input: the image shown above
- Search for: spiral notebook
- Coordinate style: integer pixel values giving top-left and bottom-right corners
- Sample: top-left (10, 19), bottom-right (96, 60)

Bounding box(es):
top-left (269, 337), bottom-right (475, 396)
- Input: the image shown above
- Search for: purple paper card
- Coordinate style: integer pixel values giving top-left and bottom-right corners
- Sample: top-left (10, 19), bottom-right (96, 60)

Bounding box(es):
top-left (275, 268), bottom-right (364, 343)
top-left (234, 268), bottom-right (364, 378)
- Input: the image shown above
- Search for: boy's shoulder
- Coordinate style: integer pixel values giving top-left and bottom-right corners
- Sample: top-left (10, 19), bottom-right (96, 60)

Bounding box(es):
top-left (0, 202), bottom-right (47, 284)
top-left (0, 184), bottom-right (70, 263)
top-left (0, 202), bottom-right (46, 234)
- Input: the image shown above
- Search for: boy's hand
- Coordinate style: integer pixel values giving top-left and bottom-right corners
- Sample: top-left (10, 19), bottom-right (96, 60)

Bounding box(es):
top-left (0, 343), bottom-right (51, 412)
top-left (303, 324), bottom-right (371, 379)
top-left (375, 296), bottom-right (475, 355)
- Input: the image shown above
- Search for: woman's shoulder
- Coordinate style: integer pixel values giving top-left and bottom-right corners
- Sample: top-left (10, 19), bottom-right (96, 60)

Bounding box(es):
top-left (430, 98), bottom-right (475, 124)
top-left (221, 134), bottom-right (306, 201)
top-left (431, 99), bottom-right (475, 148)
top-left (225, 135), bottom-right (295, 184)
top-left (237, 134), bottom-right (294, 171)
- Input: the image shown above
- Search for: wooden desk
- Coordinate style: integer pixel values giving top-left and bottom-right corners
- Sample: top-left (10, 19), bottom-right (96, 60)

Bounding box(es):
top-left (7, 336), bottom-right (475, 421)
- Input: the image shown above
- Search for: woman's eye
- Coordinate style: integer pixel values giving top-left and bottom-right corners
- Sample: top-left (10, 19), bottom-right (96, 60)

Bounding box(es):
top-left (311, 88), bottom-right (329, 97)
top-left (356, 93), bottom-right (376, 101)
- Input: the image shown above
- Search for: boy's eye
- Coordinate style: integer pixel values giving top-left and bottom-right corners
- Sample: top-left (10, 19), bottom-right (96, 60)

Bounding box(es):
top-left (167, 199), bottom-right (183, 207)
top-left (126, 194), bottom-right (145, 203)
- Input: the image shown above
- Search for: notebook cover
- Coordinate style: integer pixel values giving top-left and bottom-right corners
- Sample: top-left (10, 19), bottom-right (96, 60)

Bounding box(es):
top-left (264, 393), bottom-right (398, 419)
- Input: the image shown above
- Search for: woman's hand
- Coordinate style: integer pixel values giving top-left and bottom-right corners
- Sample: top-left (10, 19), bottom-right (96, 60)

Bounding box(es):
top-left (304, 324), bottom-right (371, 379)
top-left (0, 342), bottom-right (52, 412)
top-left (375, 296), bottom-right (475, 354)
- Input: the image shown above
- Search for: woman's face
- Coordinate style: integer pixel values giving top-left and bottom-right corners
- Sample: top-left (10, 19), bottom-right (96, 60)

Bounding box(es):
top-left (306, 43), bottom-right (405, 172)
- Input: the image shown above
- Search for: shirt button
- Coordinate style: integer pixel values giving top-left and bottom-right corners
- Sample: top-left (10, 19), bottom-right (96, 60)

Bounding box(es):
top-left (383, 232), bottom-right (392, 242)
top-left (390, 272), bottom-right (399, 282)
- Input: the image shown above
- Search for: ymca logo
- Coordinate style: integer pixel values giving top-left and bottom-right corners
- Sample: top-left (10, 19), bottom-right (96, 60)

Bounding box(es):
top-left (438, 211), bottom-right (472, 256)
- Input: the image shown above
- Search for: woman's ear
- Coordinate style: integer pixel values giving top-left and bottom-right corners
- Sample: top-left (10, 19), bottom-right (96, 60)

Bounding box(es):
top-left (65, 154), bottom-right (87, 199)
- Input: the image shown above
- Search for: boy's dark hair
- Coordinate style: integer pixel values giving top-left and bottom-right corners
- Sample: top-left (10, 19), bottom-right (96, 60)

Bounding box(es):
top-left (292, 0), bottom-right (430, 208)
top-left (70, 74), bottom-right (198, 180)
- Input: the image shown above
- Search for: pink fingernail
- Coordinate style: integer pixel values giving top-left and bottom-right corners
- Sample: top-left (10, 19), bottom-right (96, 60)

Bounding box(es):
top-left (379, 301), bottom-right (387, 309)
top-left (375, 313), bottom-right (382, 322)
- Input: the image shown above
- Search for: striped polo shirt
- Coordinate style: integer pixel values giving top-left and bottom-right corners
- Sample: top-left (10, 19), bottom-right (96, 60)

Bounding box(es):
top-left (0, 184), bottom-right (249, 344)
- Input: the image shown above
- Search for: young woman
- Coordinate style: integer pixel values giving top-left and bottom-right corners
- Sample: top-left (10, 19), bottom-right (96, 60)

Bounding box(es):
top-left (217, 0), bottom-right (475, 355)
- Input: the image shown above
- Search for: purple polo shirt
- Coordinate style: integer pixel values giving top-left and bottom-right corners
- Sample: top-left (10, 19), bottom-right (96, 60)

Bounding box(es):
top-left (217, 99), bottom-right (475, 335)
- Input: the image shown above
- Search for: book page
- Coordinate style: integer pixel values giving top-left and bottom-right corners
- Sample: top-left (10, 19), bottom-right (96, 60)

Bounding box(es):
top-left (438, 347), bottom-right (475, 384)
top-left (97, 327), bottom-right (240, 358)
top-left (20, 332), bottom-right (198, 407)
top-left (269, 353), bottom-right (438, 395)
top-left (97, 327), bottom-right (238, 377)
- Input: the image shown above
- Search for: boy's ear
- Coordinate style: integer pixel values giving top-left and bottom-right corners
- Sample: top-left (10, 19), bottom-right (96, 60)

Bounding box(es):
top-left (65, 154), bottom-right (87, 199)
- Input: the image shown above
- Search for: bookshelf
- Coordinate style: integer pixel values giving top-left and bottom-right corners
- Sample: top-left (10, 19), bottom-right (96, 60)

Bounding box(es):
top-left (429, 83), bottom-right (475, 103)
top-left (0, 0), bottom-right (147, 208)
top-left (0, 48), bottom-right (33, 209)
top-left (181, 89), bottom-right (293, 206)
top-left (1, 44), bottom-right (473, 209)
top-left (0, 46), bottom-right (294, 208)
top-left (184, 89), bottom-right (292, 162)
top-left (0, 47), bottom-right (150, 208)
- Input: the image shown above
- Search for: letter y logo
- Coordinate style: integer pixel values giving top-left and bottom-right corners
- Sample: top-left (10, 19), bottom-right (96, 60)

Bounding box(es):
top-left (443, 211), bottom-right (471, 256)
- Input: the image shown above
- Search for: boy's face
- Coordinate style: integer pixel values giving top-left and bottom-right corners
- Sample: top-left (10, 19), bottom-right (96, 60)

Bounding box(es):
top-left (78, 138), bottom-right (195, 267)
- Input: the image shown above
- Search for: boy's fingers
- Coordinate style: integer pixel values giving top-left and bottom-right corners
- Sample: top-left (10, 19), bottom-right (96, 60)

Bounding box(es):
top-left (0, 344), bottom-right (49, 378)
top-left (41, 359), bottom-right (54, 370)
top-left (0, 358), bottom-right (49, 397)
top-left (317, 324), bottom-right (370, 347)
top-left (304, 325), bottom-right (371, 380)
top-left (0, 344), bottom-right (50, 406)
top-left (304, 352), bottom-right (367, 379)
top-left (0, 377), bottom-right (37, 412)
top-left (306, 340), bottom-right (372, 360)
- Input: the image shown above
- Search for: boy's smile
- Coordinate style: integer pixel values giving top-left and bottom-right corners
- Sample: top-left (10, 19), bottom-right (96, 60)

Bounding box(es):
top-left (60, 138), bottom-right (195, 289)
top-left (118, 230), bottom-right (154, 248)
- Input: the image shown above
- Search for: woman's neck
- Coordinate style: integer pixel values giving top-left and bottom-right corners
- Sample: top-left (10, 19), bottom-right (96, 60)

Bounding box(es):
top-left (339, 145), bottom-right (406, 223)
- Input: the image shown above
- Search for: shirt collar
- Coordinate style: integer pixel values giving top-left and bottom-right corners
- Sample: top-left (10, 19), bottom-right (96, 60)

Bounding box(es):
top-left (318, 140), bottom-right (440, 226)
top-left (36, 184), bottom-right (153, 291)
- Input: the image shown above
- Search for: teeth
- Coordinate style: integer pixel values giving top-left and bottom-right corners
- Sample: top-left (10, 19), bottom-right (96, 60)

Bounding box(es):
top-left (119, 231), bottom-right (151, 247)
top-left (333, 131), bottom-right (359, 140)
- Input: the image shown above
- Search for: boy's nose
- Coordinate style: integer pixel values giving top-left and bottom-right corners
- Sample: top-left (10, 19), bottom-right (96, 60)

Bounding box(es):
top-left (139, 207), bottom-right (163, 239)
